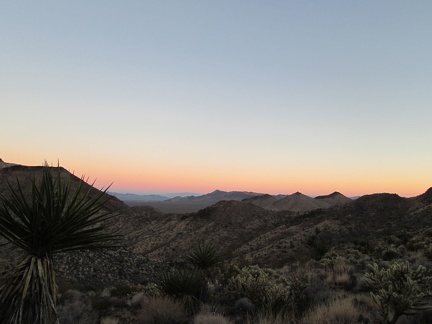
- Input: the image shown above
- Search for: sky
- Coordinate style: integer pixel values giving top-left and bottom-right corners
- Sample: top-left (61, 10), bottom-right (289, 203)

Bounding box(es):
top-left (1, 1), bottom-right (432, 197)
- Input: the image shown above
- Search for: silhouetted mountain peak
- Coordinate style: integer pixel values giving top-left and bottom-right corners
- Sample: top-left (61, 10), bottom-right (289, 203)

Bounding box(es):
top-left (314, 192), bottom-right (352, 206)
top-left (414, 187), bottom-right (432, 205)
top-left (315, 191), bottom-right (342, 199)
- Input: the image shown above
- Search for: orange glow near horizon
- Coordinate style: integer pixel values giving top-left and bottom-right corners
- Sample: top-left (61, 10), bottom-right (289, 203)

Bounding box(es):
top-left (3, 153), bottom-right (430, 198)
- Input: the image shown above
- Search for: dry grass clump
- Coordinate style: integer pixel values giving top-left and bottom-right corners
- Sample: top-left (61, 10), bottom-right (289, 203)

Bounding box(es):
top-left (244, 312), bottom-right (294, 324)
top-left (325, 272), bottom-right (351, 287)
top-left (321, 255), bottom-right (356, 290)
top-left (100, 317), bottom-right (119, 324)
top-left (193, 313), bottom-right (233, 324)
top-left (130, 292), bottom-right (147, 308)
top-left (135, 296), bottom-right (188, 324)
top-left (301, 294), bottom-right (371, 324)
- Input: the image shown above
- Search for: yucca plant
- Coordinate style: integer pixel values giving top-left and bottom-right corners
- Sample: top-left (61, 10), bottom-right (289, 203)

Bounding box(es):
top-left (0, 166), bottom-right (120, 324)
top-left (156, 268), bottom-right (208, 314)
top-left (186, 240), bottom-right (222, 270)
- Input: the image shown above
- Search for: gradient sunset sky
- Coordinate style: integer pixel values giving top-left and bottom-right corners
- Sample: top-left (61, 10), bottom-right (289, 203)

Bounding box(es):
top-left (1, 1), bottom-right (432, 197)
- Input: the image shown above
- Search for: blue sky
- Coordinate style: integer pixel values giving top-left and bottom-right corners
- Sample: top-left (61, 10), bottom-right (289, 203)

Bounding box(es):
top-left (1, 1), bottom-right (432, 196)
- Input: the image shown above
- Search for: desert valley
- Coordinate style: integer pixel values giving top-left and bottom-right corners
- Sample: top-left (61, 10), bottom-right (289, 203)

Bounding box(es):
top-left (1, 160), bottom-right (432, 324)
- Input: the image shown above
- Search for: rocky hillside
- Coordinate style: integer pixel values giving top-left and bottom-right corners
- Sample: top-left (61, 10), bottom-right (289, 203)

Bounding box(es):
top-left (1, 161), bottom-right (432, 291)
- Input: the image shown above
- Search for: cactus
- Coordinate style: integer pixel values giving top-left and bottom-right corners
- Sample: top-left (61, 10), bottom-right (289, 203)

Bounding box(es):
top-left (227, 265), bottom-right (291, 314)
top-left (363, 261), bottom-right (432, 324)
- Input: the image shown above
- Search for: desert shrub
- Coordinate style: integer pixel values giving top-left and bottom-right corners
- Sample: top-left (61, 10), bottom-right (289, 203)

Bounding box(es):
top-left (382, 246), bottom-right (400, 261)
top-left (306, 234), bottom-right (329, 260)
top-left (234, 297), bottom-right (254, 315)
top-left (111, 284), bottom-right (136, 297)
top-left (136, 296), bottom-right (188, 324)
top-left (226, 265), bottom-right (291, 315)
top-left (100, 288), bottom-right (112, 298)
top-left (284, 269), bottom-right (311, 317)
top-left (135, 282), bottom-right (162, 298)
top-left (395, 229), bottom-right (411, 245)
top-left (187, 241), bottom-right (222, 271)
top-left (406, 236), bottom-right (426, 252)
top-left (91, 295), bottom-right (112, 312)
top-left (58, 289), bottom-right (84, 305)
top-left (424, 244), bottom-right (432, 261)
top-left (304, 273), bottom-right (333, 306)
top-left (157, 268), bottom-right (208, 314)
top-left (130, 285), bottom-right (163, 308)
top-left (57, 290), bottom-right (98, 324)
top-left (352, 238), bottom-right (372, 254)
top-left (90, 296), bottom-right (128, 313)
top-left (364, 261), bottom-right (432, 324)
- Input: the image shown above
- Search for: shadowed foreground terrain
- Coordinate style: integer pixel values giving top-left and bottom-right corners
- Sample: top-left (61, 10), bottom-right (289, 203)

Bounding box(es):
top-left (1, 161), bottom-right (432, 323)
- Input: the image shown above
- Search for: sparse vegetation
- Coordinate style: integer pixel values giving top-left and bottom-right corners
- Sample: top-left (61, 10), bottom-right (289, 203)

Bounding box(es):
top-left (1, 164), bottom-right (432, 323)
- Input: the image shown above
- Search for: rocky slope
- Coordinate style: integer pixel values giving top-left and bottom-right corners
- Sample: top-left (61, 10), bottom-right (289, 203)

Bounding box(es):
top-left (1, 161), bottom-right (432, 290)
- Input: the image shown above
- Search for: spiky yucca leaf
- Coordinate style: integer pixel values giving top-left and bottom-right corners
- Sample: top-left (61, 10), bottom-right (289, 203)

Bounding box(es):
top-left (0, 166), bottom-right (120, 324)
top-left (0, 255), bottom-right (57, 324)
top-left (0, 166), bottom-right (120, 255)
top-left (186, 240), bottom-right (222, 270)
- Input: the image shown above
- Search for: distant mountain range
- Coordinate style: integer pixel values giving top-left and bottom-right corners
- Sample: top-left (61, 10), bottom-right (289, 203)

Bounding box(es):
top-left (109, 192), bottom-right (199, 202)
top-left (111, 189), bottom-right (353, 213)
top-left (109, 190), bottom-right (261, 203)
top-left (244, 191), bottom-right (352, 212)
top-left (109, 192), bottom-right (171, 202)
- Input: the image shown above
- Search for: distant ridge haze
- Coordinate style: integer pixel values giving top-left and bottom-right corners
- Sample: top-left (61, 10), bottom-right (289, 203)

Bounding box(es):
top-left (110, 189), bottom-right (353, 213)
